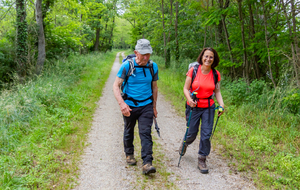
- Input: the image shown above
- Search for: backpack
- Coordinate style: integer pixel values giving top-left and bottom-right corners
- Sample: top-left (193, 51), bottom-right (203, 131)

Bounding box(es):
top-left (188, 62), bottom-right (219, 98)
top-left (121, 54), bottom-right (154, 106)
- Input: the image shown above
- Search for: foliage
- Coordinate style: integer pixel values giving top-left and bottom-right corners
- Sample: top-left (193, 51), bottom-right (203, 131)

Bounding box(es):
top-left (0, 0), bottom-right (118, 85)
top-left (113, 17), bottom-right (132, 49)
top-left (282, 88), bottom-right (300, 114)
top-left (0, 38), bottom-right (15, 85)
top-left (223, 78), bottom-right (267, 104)
top-left (120, 0), bottom-right (300, 87)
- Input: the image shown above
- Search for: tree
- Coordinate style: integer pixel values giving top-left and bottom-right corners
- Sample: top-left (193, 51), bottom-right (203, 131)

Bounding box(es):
top-left (237, 0), bottom-right (248, 84)
top-left (36, 0), bottom-right (46, 75)
top-left (86, 1), bottom-right (106, 51)
top-left (161, 0), bottom-right (168, 67)
top-left (16, 0), bottom-right (28, 79)
top-left (174, 0), bottom-right (179, 63)
top-left (261, 0), bottom-right (276, 88)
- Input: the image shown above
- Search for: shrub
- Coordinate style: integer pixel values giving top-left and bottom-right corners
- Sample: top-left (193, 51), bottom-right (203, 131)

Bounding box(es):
top-left (282, 89), bottom-right (300, 114)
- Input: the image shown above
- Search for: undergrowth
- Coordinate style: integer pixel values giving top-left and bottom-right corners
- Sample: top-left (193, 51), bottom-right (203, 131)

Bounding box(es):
top-left (0, 51), bottom-right (117, 189)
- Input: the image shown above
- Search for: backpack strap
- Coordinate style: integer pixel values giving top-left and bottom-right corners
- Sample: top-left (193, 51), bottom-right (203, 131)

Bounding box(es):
top-left (212, 68), bottom-right (218, 86)
top-left (191, 64), bottom-right (199, 85)
top-left (121, 58), bottom-right (134, 92)
top-left (190, 64), bottom-right (199, 93)
top-left (121, 59), bottom-right (155, 105)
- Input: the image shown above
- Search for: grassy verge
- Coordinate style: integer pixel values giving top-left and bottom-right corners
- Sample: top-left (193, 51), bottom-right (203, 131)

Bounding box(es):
top-left (132, 128), bottom-right (177, 189)
top-left (151, 55), bottom-right (300, 189)
top-left (0, 51), bottom-right (117, 189)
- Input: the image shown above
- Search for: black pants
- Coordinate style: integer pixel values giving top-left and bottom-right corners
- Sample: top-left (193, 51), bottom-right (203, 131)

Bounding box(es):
top-left (123, 103), bottom-right (153, 165)
top-left (184, 104), bottom-right (215, 156)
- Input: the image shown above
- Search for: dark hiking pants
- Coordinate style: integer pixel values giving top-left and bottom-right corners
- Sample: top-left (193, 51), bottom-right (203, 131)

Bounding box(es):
top-left (184, 104), bottom-right (215, 156)
top-left (123, 103), bottom-right (153, 165)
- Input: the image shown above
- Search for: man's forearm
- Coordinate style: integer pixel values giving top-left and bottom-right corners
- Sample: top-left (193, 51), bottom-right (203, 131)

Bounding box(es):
top-left (152, 87), bottom-right (158, 108)
top-left (113, 77), bottom-right (125, 106)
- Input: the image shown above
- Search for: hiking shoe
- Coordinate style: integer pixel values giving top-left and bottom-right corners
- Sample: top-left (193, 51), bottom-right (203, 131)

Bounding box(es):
top-left (142, 163), bottom-right (156, 175)
top-left (126, 155), bottom-right (137, 165)
top-left (179, 142), bottom-right (188, 156)
top-left (198, 155), bottom-right (208, 174)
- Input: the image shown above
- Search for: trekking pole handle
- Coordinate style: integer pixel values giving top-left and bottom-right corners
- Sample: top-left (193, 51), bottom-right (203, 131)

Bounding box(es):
top-left (190, 92), bottom-right (197, 108)
top-left (217, 106), bottom-right (224, 115)
top-left (191, 92), bottom-right (197, 101)
top-left (218, 106), bottom-right (224, 112)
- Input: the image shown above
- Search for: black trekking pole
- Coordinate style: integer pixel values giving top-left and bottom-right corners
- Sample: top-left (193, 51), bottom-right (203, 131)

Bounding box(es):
top-left (210, 116), bottom-right (219, 141)
top-left (178, 92), bottom-right (197, 167)
top-left (210, 106), bottom-right (223, 141)
top-left (153, 117), bottom-right (160, 138)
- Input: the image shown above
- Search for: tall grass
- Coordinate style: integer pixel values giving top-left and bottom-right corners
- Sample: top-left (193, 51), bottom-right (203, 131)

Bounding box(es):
top-left (0, 51), bottom-right (117, 189)
top-left (153, 55), bottom-right (300, 189)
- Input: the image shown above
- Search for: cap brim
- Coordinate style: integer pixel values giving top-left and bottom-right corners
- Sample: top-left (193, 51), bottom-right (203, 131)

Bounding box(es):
top-left (138, 50), bottom-right (153, 54)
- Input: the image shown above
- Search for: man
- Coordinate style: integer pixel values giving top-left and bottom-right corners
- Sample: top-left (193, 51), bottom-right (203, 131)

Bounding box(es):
top-left (113, 39), bottom-right (158, 175)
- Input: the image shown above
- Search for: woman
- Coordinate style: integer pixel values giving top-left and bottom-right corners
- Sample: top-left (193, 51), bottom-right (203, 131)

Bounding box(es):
top-left (179, 47), bottom-right (224, 174)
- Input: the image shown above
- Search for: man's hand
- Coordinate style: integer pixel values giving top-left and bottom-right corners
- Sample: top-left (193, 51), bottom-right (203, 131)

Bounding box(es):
top-left (153, 107), bottom-right (158, 118)
top-left (120, 102), bottom-right (132, 117)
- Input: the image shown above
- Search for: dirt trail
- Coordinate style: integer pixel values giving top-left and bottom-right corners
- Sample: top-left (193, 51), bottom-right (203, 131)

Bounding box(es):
top-left (74, 53), bottom-right (256, 189)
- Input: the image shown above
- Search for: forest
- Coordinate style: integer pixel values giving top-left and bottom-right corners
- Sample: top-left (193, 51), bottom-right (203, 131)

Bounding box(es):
top-left (1, 0), bottom-right (299, 111)
top-left (0, 0), bottom-right (299, 189)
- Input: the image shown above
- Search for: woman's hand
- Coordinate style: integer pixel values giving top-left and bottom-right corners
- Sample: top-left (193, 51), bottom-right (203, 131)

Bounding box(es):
top-left (217, 106), bottom-right (224, 117)
top-left (188, 99), bottom-right (197, 108)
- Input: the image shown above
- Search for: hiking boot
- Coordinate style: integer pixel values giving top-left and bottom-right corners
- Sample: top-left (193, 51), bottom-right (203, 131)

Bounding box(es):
top-left (142, 163), bottom-right (156, 175)
top-left (126, 155), bottom-right (137, 165)
top-left (198, 155), bottom-right (208, 174)
top-left (178, 142), bottom-right (188, 156)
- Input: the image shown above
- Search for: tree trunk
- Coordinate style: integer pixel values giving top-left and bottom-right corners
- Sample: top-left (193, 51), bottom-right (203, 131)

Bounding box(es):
top-left (100, 20), bottom-right (108, 51)
top-left (218, 0), bottom-right (235, 78)
top-left (16, 0), bottom-right (28, 79)
top-left (166, 0), bottom-right (173, 67)
top-left (291, 0), bottom-right (299, 59)
top-left (262, 0), bottom-right (276, 88)
top-left (108, 16), bottom-right (115, 52)
top-left (36, 0), bottom-right (46, 75)
top-left (291, 0), bottom-right (300, 86)
top-left (221, 17), bottom-right (233, 63)
top-left (94, 27), bottom-right (101, 51)
top-left (161, 0), bottom-right (168, 68)
top-left (237, 0), bottom-right (248, 84)
top-left (175, 0), bottom-right (179, 64)
top-left (203, 2), bottom-right (209, 49)
top-left (248, 2), bottom-right (260, 79)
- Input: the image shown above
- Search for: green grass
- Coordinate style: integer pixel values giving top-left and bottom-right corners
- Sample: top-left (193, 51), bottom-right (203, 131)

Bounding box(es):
top-left (153, 55), bottom-right (300, 189)
top-left (0, 51), bottom-right (117, 189)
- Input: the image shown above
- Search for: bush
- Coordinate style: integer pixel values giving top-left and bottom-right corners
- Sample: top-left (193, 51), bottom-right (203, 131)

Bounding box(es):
top-left (224, 79), bottom-right (267, 104)
top-left (0, 38), bottom-right (15, 86)
top-left (282, 89), bottom-right (300, 114)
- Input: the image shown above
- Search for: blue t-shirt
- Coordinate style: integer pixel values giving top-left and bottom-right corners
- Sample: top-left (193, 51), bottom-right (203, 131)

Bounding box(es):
top-left (117, 58), bottom-right (159, 107)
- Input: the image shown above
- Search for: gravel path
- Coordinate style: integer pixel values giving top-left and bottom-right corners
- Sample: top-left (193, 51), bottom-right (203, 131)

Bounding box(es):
top-left (74, 53), bottom-right (256, 189)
